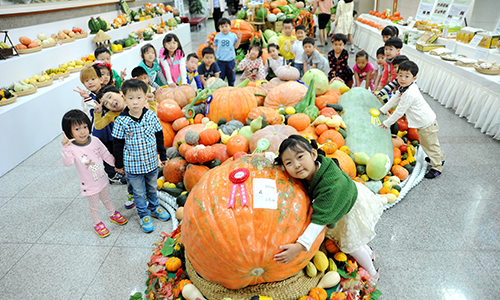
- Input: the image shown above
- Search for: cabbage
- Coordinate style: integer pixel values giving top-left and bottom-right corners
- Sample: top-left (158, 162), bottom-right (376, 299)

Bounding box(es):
top-left (366, 153), bottom-right (391, 180)
top-left (264, 29), bottom-right (277, 40)
top-left (267, 36), bottom-right (278, 45)
top-left (301, 69), bottom-right (329, 95)
top-left (267, 14), bottom-right (277, 22)
top-left (329, 80), bottom-right (347, 90)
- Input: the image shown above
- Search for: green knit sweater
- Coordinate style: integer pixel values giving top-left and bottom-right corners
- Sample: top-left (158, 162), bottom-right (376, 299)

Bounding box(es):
top-left (305, 155), bottom-right (358, 226)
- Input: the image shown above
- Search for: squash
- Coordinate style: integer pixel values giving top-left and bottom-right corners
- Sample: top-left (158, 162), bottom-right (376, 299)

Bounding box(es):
top-left (392, 165), bottom-right (409, 181)
top-left (287, 113), bottom-right (311, 131)
top-left (219, 120), bottom-right (244, 135)
top-left (308, 287), bottom-right (327, 300)
top-left (19, 36), bottom-right (32, 46)
top-left (316, 271), bottom-right (341, 289)
top-left (178, 143), bottom-right (193, 158)
top-left (366, 153), bottom-right (391, 180)
top-left (249, 125), bottom-right (298, 154)
top-left (165, 257), bottom-right (182, 272)
top-left (182, 284), bottom-right (207, 300)
top-left (183, 164), bottom-right (210, 191)
top-left (319, 107), bottom-right (339, 118)
top-left (160, 120), bottom-right (175, 148)
top-left (246, 86), bottom-right (268, 106)
top-left (199, 128), bottom-right (220, 145)
top-left (163, 157), bottom-right (188, 184)
top-left (230, 19), bottom-right (254, 42)
top-left (247, 107), bottom-right (282, 127)
top-left (211, 143), bottom-right (230, 163)
top-left (178, 279), bottom-right (192, 291)
top-left (208, 87), bottom-right (257, 124)
top-left (194, 113), bottom-right (204, 124)
top-left (264, 81), bottom-right (308, 109)
top-left (301, 69), bottom-right (329, 95)
top-left (324, 239), bottom-right (339, 253)
top-left (182, 155), bottom-right (324, 289)
top-left (298, 125), bottom-right (318, 141)
top-left (173, 124), bottom-right (205, 147)
top-left (333, 252), bottom-right (347, 268)
top-left (338, 87), bottom-right (393, 163)
top-left (317, 130), bottom-right (344, 148)
top-left (156, 85), bottom-right (196, 108)
top-left (315, 90), bottom-right (341, 109)
top-left (157, 99), bottom-right (182, 122)
top-left (305, 261), bottom-right (318, 277)
top-left (313, 251), bottom-right (328, 272)
top-left (226, 134), bottom-right (250, 156)
top-left (172, 117), bottom-right (190, 131)
top-left (315, 124), bottom-right (329, 136)
top-left (185, 130), bottom-right (200, 145)
top-left (329, 150), bottom-right (356, 179)
top-left (166, 147), bottom-right (180, 159)
top-left (330, 292), bottom-right (346, 300)
top-left (392, 134), bottom-right (405, 148)
top-left (275, 63), bottom-right (300, 81)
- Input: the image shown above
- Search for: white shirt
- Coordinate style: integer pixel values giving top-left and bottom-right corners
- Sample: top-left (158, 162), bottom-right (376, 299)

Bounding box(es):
top-left (380, 83), bottom-right (436, 129)
top-left (291, 40), bottom-right (305, 63)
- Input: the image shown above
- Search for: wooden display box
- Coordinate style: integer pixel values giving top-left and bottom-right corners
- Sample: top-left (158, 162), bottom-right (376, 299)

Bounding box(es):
top-left (273, 21), bottom-right (283, 33)
top-left (416, 43), bottom-right (445, 52)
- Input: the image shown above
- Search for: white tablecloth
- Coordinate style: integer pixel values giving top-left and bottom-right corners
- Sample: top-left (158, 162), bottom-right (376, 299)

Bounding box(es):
top-left (353, 18), bottom-right (500, 140)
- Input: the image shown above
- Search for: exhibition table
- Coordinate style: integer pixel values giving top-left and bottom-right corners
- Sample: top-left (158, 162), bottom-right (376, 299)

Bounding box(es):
top-left (353, 16), bottom-right (500, 141)
top-left (0, 12), bottom-right (191, 177)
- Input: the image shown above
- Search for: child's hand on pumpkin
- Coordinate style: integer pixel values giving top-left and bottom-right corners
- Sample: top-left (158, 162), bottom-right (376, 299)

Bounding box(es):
top-left (146, 93), bottom-right (155, 102)
top-left (120, 68), bottom-right (127, 80)
top-left (379, 123), bottom-right (388, 130)
top-left (73, 86), bottom-right (89, 98)
top-left (61, 131), bottom-right (75, 146)
top-left (274, 243), bottom-right (306, 264)
top-left (169, 83), bottom-right (177, 88)
top-left (159, 160), bottom-right (168, 168)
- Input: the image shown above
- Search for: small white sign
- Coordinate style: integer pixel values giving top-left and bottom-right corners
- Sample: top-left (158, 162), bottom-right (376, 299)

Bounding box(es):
top-left (442, 27), bottom-right (449, 38)
top-left (468, 35), bottom-right (483, 48)
top-left (408, 20), bottom-right (417, 29)
top-left (446, 39), bottom-right (457, 52)
top-left (253, 178), bottom-right (278, 209)
top-left (474, 47), bottom-right (490, 60)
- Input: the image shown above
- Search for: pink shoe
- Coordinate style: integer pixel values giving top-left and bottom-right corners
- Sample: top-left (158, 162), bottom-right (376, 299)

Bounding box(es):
top-left (94, 222), bottom-right (110, 238)
top-left (109, 211), bottom-right (128, 225)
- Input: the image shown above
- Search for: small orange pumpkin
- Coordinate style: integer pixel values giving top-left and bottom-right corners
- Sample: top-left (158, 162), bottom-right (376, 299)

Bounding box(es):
top-left (392, 165), bottom-right (409, 181)
top-left (287, 113), bottom-right (311, 131)
top-left (172, 117), bottom-right (190, 131)
top-left (322, 142), bottom-right (338, 155)
top-left (226, 135), bottom-right (250, 157)
top-left (199, 128), bottom-right (221, 145)
top-left (165, 257), bottom-right (182, 272)
top-left (158, 99), bottom-right (183, 122)
top-left (318, 130), bottom-right (345, 148)
top-left (315, 124), bottom-right (329, 136)
top-left (324, 239), bottom-right (339, 253)
top-left (309, 287), bottom-right (327, 300)
top-left (178, 279), bottom-right (192, 291)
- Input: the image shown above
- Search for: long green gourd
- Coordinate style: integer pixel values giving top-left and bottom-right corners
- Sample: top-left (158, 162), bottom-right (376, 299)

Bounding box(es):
top-left (338, 87), bottom-right (393, 162)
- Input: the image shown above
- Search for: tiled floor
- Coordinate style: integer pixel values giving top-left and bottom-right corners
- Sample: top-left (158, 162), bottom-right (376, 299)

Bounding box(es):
top-left (1, 19), bottom-right (500, 300)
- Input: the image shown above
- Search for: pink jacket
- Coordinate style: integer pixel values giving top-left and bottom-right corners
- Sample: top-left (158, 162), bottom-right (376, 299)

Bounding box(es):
top-left (61, 136), bottom-right (115, 196)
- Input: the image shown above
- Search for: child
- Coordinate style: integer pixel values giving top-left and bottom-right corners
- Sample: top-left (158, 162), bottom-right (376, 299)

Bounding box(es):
top-left (352, 50), bottom-right (375, 90)
top-left (264, 44), bottom-right (285, 81)
top-left (214, 18), bottom-right (242, 87)
top-left (377, 37), bottom-right (402, 90)
top-left (267, 135), bottom-right (383, 284)
top-left (379, 61), bottom-right (445, 179)
top-left (138, 43), bottom-right (168, 91)
top-left (373, 47), bottom-right (385, 90)
top-left (328, 33), bottom-right (353, 87)
top-left (381, 26), bottom-right (396, 43)
top-left (112, 79), bottom-right (170, 233)
top-left (301, 37), bottom-right (330, 74)
top-left (159, 34), bottom-right (188, 86)
top-left (237, 44), bottom-right (266, 82)
top-left (278, 19), bottom-right (297, 65)
top-left (61, 109), bottom-right (128, 238)
top-left (94, 62), bottom-right (113, 86)
top-left (291, 25), bottom-right (307, 77)
top-left (131, 66), bottom-right (158, 114)
top-left (198, 47), bottom-right (221, 87)
top-left (74, 66), bottom-right (102, 117)
top-left (376, 55), bottom-right (409, 102)
top-left (186, 53), bottom-right (203, 90)
top-left (312, 0), bottom-right (334, 47)
top-left (95, 47), bottom-right (126, 89)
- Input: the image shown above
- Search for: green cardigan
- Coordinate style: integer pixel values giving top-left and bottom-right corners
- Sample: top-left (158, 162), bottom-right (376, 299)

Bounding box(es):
top-left (305, 155), bottom-right (357, 226)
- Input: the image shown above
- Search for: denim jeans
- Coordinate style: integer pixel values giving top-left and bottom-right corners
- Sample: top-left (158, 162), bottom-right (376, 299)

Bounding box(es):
top-left (217, 60), bottom-right (236, 86)
top-left (294, 62), bottom-right (304, 77)
top-left (126, 169), bottom-right (159, 218)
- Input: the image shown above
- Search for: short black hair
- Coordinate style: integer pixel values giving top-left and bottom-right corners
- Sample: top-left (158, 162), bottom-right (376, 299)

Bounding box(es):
top-left (250, 43), bottom-right (263, 57)
top-left (187, 53), bottom-right (199, 61)
top-left (202, 46), bottom-right (215, 57)
top-left (268, 43), bottom-right (279, 51)
top-left (94, 47), bottom-right (110, 59)
top-left (96, 85), bottom-right (120, 102)
top-left (392, 55), bottom-right (409, 66)
top-left (355, 50), bottom-right (369, 60)
top-left (302, 37), bottom-right (315, 46)
top-left (388, 25), bottom-right (399, 37)
top-left (121, 78), bottom-right (148, 96)
top-left (218, 18), bottom-right (231, 27)
top-left (283, 18), bottom-right (294, 25)
top-left (92, 64), bottom-right (102, 77)
top-left (62, 109), bottom-right (92, 139)
top-left (140, 43), bottom-right (156, 61)
top-left (131, 66), bottom-right (148, 78)
top-left (295, 25), bottom-right (306, 33)
top-left (353, 10), bottom-right (358, 16)
top-left (381, 26), bottom-right (394, 37)
top-left (385, 37), bottom-right (403, 49)
top-left (398, 61), bottom-right (418, 76)
top-left (376, 46), bottom-right (385, 57)
top-left (332, 33), bottom-right (348, 44)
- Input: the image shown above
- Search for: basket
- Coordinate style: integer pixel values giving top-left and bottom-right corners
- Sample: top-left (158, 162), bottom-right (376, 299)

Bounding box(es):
top-left (185, 255), bottom-right (323, 300)
top-left (0, 47), bottom-right (14, 58)
top-left (123, 46), bottom-right (132, 50)
top-left (33, 78), bottom-right (53, 88)
top-left (17, 45), bottom-right (42, 54)
top-left (57, 37), bottom-right (76, 44)
top-left (67, 65), bottom-right (84, 73)
top-left (84, 62), bottom-right (94, 67)
top-left (113, 49), bottom-right (123, 54)
top-left (474, 66), bottom-right (500, 75)
top-left (0, 94), bottom-right (17, 106)
top-left (51, 72), bottom-right (70, 79)
top-left (13, 86), bottom-right (37, 97)
top-left (441, 54), bottom-right (465, 61)
top-left (74, 32), bottom-right (88, 39)
top-left (41, 41), bottom-right (57, 48)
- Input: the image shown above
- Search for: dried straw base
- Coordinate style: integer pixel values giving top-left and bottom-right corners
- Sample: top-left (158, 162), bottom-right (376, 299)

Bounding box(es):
top-left (474, 66), bottom-right (500, 75)
top-left (185, 254), bottom-right (323, 300)
top-left (0, 94), bottom-right (17, 106)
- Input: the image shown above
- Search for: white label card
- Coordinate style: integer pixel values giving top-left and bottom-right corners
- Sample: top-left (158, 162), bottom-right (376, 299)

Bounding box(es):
top-left (474, 47), bottom-right (490, 60)
top-left (446, 39), bottom-right (456, 52)
top-left (442, 27), bottom-right (449, 38)
top-left (468, 35), bottom-right (482, 48)
top-left (253, 178), bottom-right (278, 209)
top-left (408, 20), bottom-right (417, 29)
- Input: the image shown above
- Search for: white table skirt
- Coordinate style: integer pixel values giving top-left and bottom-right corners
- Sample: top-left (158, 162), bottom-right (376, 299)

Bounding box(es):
top-left (353, 20), bottom-right (500, 140)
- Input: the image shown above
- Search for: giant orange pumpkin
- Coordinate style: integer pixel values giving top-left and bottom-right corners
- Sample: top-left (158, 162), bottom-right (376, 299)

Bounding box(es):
top-left (183, 164), bottom-right (210, 191)
top-left (173, 124), bottom-right (205, 148)
top-left (230, 19), bottom-right (253, 42)
top-left (328, 150), bottom-right (356, 179)
top-left (245, 86), bottom-right (268, 106)
top-left (160, 120), bottom-right (175, 148)
top-left (264, 81), bottom-right (308, 109)
top-left (207, 87), bottom-right (257, 124)
top-left (249, 125), bottom-right (298, 154)
top-left (182, 155), bottom-right (324, 289)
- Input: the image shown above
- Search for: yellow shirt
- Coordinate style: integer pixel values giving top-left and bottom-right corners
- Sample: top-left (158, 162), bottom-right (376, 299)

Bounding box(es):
top-left (278, 35), bottom-right (297, 61)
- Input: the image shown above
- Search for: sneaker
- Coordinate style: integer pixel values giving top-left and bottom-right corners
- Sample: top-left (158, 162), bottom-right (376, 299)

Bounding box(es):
top-left (109, 211), bottom-right (128, 225)
top-left (140, 216), bottom-right (154, 233)
top-left (109, 173), bottom-right (125, 185)
top-left (370, 269), bottom-right (380, 285)
top-left (94, 222), bottom-right (110, 238)
top-left (325, 41), bottom-right (328, 46)
top-left (425, 168), bottom-right (441, 179)
top-left (425, 157), bottom-right (445, 165)
top-left (350, 46), bottom-right (355, 53)
top-left (125, 194), bottom-right (135, 209)
top-left (150, 207), bottom-right (170, 222)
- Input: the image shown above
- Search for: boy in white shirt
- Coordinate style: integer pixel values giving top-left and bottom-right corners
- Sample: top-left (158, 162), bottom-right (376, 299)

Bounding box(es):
top-left (379, 61), bottom-right (445, 179)
top-left (291, 25), bottom-right (307, 77)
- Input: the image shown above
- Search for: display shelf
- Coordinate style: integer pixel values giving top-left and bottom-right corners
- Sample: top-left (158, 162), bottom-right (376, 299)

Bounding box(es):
top-left (0, 12), bottom-right (191, 176)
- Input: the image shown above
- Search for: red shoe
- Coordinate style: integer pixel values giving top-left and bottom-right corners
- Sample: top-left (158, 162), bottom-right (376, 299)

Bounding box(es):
top-left (94, 222), bottom-right (110, 238)
top-left (109, 211), bottom-right (128, 225)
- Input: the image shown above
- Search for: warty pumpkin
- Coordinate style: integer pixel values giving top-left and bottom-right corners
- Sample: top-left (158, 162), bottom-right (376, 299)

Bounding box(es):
top-left (173, 124), bottom-right (205, 148)
top-left (249, 125), bottom-right (298, 154)
top-left (182, 155), bottom-right (324, 289)
top-left (208, 87), bottom-right (257, 124)
top-left (163, 157), bottom-right (188, 184)
top-left (264, 81), bottom-right (308, 109)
